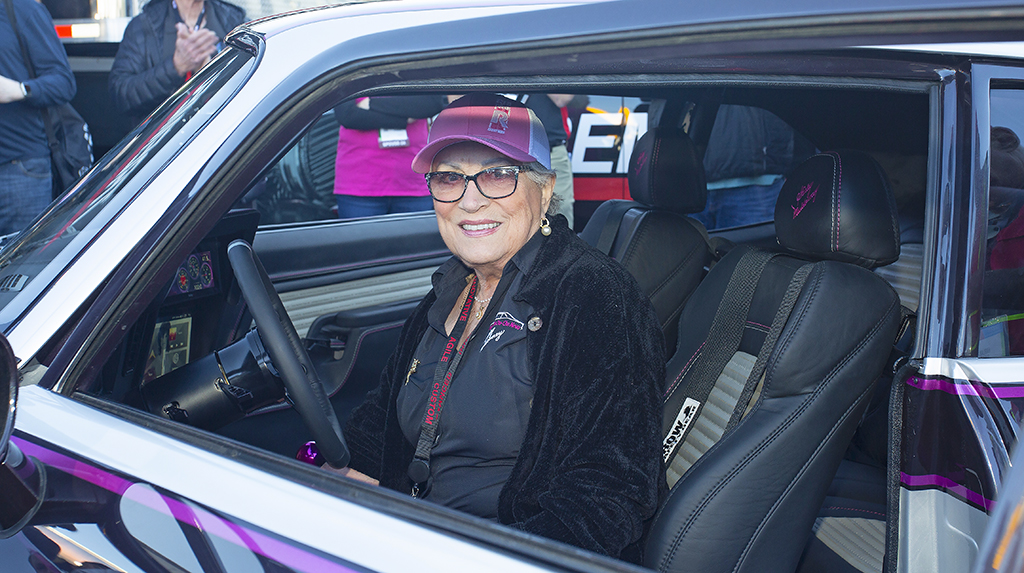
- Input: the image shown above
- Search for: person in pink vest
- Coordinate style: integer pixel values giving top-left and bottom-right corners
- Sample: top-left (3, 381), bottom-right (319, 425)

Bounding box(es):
top-left (333, 95), bottom-right (447, 219)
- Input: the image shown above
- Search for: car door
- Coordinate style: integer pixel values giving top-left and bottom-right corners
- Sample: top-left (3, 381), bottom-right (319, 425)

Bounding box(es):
top-left (891, 62), bottom-right (1024, 573)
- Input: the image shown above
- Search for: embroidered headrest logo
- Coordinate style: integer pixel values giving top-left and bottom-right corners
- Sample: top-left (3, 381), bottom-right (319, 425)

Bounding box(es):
top-left (791, 181), bottom-right (819, 219)
top-left (634, 151), bottom-right (648, 175)
top-left (487, 107), bottom-right (511, 134)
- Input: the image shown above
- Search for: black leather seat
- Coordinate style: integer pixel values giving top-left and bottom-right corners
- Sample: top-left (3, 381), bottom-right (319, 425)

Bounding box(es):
top-left (645, 150), bottom-right (903, 573)
top-left (795, 209), bottom-right (925, 573)
top-left (580, 128), bottom-right (712, 352)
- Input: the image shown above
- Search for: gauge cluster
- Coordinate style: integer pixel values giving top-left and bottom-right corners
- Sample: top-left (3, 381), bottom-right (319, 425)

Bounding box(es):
top-left (169, 251), bottom-right (217, 297)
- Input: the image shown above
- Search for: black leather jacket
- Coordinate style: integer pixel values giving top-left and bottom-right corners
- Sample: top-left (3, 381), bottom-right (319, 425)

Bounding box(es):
top-left (108, 0), bottom-right (245, 123)
top-left (344, 215), bottom-right (665, 561)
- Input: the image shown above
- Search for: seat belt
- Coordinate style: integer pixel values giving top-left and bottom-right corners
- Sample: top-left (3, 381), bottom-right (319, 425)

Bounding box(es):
top-left (725, 263), bottom-right (814, 432)
top-left (594, 201), bottom-right (640, 256)
top-left (662, 248), bottom-right (779, 464)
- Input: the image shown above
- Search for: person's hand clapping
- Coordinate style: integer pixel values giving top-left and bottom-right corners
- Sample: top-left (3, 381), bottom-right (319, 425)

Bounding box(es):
top-left (0, 75), bottom-right (25, 104)
top-left (172, 22), bottom-right (219, 77)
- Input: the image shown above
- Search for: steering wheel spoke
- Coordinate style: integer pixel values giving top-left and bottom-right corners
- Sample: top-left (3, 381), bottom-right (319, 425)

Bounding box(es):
top-left (227, 239), bottom-right (350, 468)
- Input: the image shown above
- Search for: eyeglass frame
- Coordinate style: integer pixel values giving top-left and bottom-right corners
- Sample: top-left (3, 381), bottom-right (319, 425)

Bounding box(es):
top-left (423, 165), bottom-right (527, 203)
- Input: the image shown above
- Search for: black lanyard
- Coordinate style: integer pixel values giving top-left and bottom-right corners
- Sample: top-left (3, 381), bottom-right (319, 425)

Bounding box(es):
top-left (407, 269), bottom-right (517, 496)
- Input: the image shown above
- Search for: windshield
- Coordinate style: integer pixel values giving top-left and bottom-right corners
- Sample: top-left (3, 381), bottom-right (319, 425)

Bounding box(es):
top-left (0, 48), bottom-right (255, 333)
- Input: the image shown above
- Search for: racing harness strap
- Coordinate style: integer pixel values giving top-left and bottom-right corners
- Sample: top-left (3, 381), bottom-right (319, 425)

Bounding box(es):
top-left (662, 249), bottom-right (812, 471)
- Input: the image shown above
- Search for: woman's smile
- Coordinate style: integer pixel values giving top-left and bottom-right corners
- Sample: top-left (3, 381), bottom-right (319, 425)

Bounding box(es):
top-left (431, 142), bottom-right (552, 279)
top-left (460, 220), bottom-right (501, 235)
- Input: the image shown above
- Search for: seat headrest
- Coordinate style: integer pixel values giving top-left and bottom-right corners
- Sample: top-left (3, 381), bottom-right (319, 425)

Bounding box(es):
top-left (775, 150), bottom-right (900, 269)
top-left (627, 128), bottom-right (707, 214)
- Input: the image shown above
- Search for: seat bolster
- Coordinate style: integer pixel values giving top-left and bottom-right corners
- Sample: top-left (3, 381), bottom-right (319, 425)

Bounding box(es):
top-left (614, 209), bottom-right (711, 353)
top-left (646, 262), bottom-right (901, 573)
top-left (578, 199), bottom-right (641, 248)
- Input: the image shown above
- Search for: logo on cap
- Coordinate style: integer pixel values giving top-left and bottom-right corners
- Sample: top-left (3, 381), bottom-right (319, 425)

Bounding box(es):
top-left (487, 106), bottom-right (511, 134)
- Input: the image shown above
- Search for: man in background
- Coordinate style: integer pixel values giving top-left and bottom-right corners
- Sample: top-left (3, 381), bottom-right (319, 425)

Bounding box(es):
top-left (0, 0), bottom-right (75, 235)
top-left (525, 94), bottom-right (576, 228)
top-left (110, 0), bottom-right (245, 125)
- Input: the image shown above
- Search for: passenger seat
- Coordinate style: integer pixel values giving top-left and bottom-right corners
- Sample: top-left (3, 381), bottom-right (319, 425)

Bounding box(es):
top-left (645, 150), bottom-right (903, 573)
top-left (580, 128), bottom-right (713, 352)
top-left (796, 209), bottom-right (925, 573)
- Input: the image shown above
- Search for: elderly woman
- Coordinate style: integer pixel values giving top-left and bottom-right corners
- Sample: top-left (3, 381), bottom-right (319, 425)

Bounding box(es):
top-left (338, 93), bottom-right (664, 560)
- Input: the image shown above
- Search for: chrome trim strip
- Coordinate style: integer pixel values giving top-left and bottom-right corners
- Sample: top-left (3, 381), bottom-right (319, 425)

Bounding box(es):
top-left (921, 357), bottom-right (1024, 384)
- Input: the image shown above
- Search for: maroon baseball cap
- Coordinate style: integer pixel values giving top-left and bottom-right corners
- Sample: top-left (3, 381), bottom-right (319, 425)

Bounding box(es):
top-left (411, 93), bottom-right (551, 173)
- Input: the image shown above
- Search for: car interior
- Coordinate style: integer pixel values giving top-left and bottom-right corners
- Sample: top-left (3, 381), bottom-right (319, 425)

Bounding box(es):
top-left (67, 70), bottom-right (931, 572)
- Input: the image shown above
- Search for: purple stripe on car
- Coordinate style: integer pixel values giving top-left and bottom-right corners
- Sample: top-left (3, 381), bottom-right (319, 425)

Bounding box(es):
top-left (901, 472), bottom-right (996, 511)
top-left (14, 436), bottom-right (133, 495)
top-left (907, 375), bottom-right (1024, 399)
top-left (12, 436), bottom-right (369, 573)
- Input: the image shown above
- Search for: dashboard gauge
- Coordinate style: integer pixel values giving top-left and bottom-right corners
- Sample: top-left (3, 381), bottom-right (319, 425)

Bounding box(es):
top-left (187, 254), bottom-right (201, 278)
top-left (200, 262), bottom-right (214, 289)
top-left (177, 268), bottom-right (189, 291)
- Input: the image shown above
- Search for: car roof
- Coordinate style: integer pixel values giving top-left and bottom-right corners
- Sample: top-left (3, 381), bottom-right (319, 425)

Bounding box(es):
top-left (247, 0), bottom-right (1024, 47)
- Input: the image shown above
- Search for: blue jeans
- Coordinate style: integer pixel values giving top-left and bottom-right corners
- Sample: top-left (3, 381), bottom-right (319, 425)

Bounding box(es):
top-left (0, 157), bottom-right (52, 236)
top-left (336, 195), bottom-right (434, 219)
top-left (692, 178), bottom-right (785, 231)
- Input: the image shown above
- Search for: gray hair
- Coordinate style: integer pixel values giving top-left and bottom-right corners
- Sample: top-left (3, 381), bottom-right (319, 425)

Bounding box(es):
top-left (522, 162), bottom-right (560, 215)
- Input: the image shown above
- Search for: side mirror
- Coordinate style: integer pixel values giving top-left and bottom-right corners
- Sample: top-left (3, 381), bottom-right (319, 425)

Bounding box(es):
top-left (0, 332), bottom-right (44, 538)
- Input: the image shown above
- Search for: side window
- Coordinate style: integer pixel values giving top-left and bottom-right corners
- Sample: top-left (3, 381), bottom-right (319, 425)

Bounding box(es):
top-left (242, 95), bottom-right (447, 226)
top-left (243, 94), bottom-right (651, 231)
top-left (980, 89), bottom-right (1024, 357)
top-left (566, 95), bottom-right (647, 231)
top-left (694, 105), bottom-right (805, 231)
top-left (238, 110), bottom-right (340, 225)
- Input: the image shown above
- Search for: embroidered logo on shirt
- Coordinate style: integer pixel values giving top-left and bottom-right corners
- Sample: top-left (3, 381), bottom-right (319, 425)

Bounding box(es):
top-left (482, 312), bottom-right (524, 350)
top-left (490, 311), bottom-right (524, 331)
top-left (481, 327), bottom-right (505, 351)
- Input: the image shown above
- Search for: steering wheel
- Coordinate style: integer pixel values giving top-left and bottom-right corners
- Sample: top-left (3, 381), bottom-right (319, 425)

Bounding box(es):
top-left (226, 239), bottom-right (350, 468)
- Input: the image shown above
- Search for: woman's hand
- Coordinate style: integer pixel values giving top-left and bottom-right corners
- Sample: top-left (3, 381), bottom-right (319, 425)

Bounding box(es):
top-left (322, 464), bottom-right (380, 486)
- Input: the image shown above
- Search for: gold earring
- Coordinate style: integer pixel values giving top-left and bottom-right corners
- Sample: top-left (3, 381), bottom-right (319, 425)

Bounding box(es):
top-left (540, 217), bottom-right (551, 236)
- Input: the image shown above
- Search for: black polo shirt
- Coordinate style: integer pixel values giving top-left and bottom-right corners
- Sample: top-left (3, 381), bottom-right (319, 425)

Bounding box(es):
top-left (397, 232), bottom-right (543, 519)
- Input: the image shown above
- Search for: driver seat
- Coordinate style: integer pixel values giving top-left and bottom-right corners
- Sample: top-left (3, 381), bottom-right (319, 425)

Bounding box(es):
top-left (644, 150), bottom-right (903, 573)
top-left (579, 127), bottom-right (712, 353)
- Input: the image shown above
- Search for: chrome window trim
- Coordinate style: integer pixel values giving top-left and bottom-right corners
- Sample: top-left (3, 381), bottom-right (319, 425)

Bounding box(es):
top-left (921, 356), bottom-right (1024, 384)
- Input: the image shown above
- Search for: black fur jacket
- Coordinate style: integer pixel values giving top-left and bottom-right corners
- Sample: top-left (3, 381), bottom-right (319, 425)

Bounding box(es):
top-left (344, 215), bottom-right (665, 560)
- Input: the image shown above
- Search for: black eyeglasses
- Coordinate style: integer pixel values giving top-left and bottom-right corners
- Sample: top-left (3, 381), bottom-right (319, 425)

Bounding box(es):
top-left (424, 165), bottom-right (524, 203)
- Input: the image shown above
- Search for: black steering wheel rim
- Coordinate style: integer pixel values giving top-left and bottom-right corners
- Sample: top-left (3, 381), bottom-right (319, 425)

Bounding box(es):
top-left (226, 239), bottom-right (350, 468)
